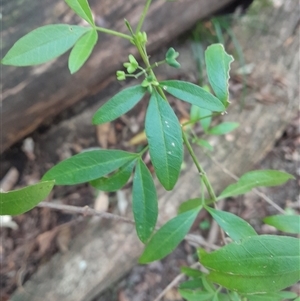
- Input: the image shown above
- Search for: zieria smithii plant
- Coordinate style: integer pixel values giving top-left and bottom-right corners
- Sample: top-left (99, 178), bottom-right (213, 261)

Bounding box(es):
top-left (1, 0), bottom-right (299, 300)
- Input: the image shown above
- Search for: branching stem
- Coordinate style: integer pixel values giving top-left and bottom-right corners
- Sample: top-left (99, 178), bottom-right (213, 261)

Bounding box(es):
top-left (182, 129), bottom-right (217, 202)
top-left (95, 26), bottom-right (132, 40)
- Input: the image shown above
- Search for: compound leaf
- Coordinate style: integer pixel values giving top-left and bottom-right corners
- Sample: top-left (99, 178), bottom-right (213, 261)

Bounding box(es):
top-left (42, 150), bottom-right (137, 185)
top-left (68, 29), bottom-right (98, 74)
top-left (218, 170), bottom-right (295, 199)
top-left (0, 181), bottom-right (55, 215)
top-left (145, 90), bottom-right (183, 190)
top-left (139, 206), bottom-right (201, 263)
top-left (90, 160), bottom-right (136, 192)
top-left (132, 159), bottom-right (158, 243)
top-left (160, 80), bottom-right (225, 112)
top-left (205, 206), bottom-right (257, 241)
top-left (263, 215), bottom-right (300, 234)
top-left (205, 44), bottom-right (234, 106)
top-left (65, 0), bottom-right (94, 25)
top-left (2, 25), bottom-right (89, 66)
top-left (200, 235), bottom-right (300, 293)
top-left (92, 85), bottom-right (146, 125)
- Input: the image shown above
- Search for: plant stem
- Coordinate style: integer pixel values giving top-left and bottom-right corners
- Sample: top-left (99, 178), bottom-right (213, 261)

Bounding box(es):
top-left (182, 129), bottom-right (217, 201)
top-left (95, 26), bottom-right (132, 40)
top-left (139, 145), bottom-right (149, 157)
top-left (136, 0), bottom-right (152, 34)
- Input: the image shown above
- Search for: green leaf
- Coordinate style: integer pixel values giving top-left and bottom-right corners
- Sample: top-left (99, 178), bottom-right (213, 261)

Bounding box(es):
top-left (2, 25), bottom-right (89, 66)
top-left (199, 108), bottom-right (212, 132)
top-left (89, 160), bottom-right (136, 192)
top-left (68, 29), bottom-right (98, 74)
top-left (218, 170), bottom-right (295, 199)
top-left (0, 181), bottom-right (55, 215)
top-left (227, 292), bottom-right (240, 301)
top-left (181, 267), bottom-right (203, 278)
top-left (179, 289), bottom-right (214, 301)
top-left (92, 85), bottom-right (146, 125)
top-left (65, 0), bottom-right (94, 25)
top-left (190, 105), bottom-right (212, 132)
top-left (263, 215), bottom-right (300, 234)
top-left (190, 104), bottom-right (201, 122)
top-left (145, 90), bottom-right (183, 190)
top-left (42, 149), bottom-right (137, 185)
top-left (205, 206), bottom-right (257, 241)
top-left (194, 139), bottom-right (214, 151)
top-left (179, 279), bottom-right (203, 290)
top-left (207, 122), bottom-right (239, 135)
top-left (178, 198), bottom-right (202, 214)
top-left (160, 80), bottom-right (225, 112)
top-left (246, 291), bottom-right (298, 301)
top-left (132, 159), bottom-right (158, 243)
top-left (139, 206), bottom-right (201, 263)
top-left (205, 44), bottom-right (234, 106)
top-left (200, 235), bottom-right (300, 293)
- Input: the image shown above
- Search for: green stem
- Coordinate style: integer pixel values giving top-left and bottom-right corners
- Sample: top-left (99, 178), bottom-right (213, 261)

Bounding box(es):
top-left (182, 129), bottom-right (217, 201)
top-left (149, 60), bottom-right (166, 69)
top-left (95, 27), bottom-right (132, 41)
top-left (136, 0), bottom-right (152, 34)
top-left (139, 145), bottom-right (149, 157)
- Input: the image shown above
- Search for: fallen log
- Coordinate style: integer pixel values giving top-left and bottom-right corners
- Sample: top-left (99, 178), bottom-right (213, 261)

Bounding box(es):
top-left (10, 1), bottom-right (299, 300)
top-left (1, 0), bottom-right (237, 153)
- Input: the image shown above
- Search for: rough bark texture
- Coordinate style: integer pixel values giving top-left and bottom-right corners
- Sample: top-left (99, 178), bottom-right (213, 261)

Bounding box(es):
top-left (11, 1), bottom-right (299, 300)
top-left (1, 0), bottom-right (236, 153)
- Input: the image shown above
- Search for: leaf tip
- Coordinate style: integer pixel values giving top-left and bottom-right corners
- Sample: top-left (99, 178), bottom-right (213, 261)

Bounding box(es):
top-left (138, 254), bottom-right (148, 264)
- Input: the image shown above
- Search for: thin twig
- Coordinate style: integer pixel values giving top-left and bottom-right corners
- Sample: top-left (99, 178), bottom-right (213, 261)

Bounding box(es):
top-left (37, 202), bottom-right (215, 250)
top-left (185, 234), bottom-right (219, 250)
top-left (153, 262), bottom-right (200, 301)
top-left (209, 155), bottom-right (286, 214)
top-left (37, 202), bottom-right (136, 224)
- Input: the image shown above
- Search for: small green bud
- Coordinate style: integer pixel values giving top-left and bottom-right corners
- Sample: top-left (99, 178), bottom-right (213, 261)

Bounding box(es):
top-left (166, 59), bottom-right (181, 68)
top-left (165, 47), bottom-right (180, 69)
top-left (142, 75), bottom-right (159, 87)
top-left (116, 70), bottom-right (126, 81)
top-left (124, 54), bottom-right (138, 73)
top-left (166, 47), bottom-right (179, 60)
top-left (136, 31), bottom-right (147, 45)
top-left (141, 78), bottom-right (150, 87)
